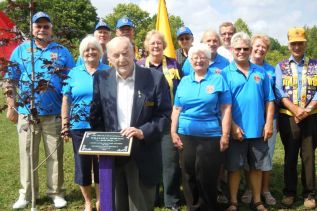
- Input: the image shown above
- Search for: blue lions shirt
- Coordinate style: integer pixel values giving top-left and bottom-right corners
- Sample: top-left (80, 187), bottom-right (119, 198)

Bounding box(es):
top-left (222, 62), bottom-right (275, 138)
top-left (62, 63), bottom-right (110, 129)
top-left (174, 70), bottom-right (231, 137)
top-left (6, 40), bottom-right (75, 115)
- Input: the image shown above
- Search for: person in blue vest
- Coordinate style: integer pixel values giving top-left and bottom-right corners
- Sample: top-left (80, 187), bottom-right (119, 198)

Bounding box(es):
top-left (275, 27), bottom-right (317, 209)
top-left (137, 30), bottom-right (182, 211)
top-left (182, 29), bottom-right (229, 76)
top-left (61, 35), bottom-right (110, 211)
top-left (171, 43), bottom-right (232, 210)
top-left (222, 32), bottom-right (275, 211)
top-left (76, 20), bottom-right (111, 66)
top-left (4, 11), bottom-right (75, 209)
top-left (240, 34), bottom-right (277, 206)
top-left (175, 26), bottom-right (193, 68)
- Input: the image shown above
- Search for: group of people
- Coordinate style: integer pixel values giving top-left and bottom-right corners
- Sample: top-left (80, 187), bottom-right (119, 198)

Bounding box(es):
top-left (3, 10), bottom-right (317, 211)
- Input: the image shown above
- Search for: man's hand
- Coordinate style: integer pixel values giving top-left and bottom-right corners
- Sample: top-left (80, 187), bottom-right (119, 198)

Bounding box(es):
top-left (294, 106), bottom-right (309, 122)
top-left (220, 135), bottom-right (229, 152)
top-left (263, 123), bottom-right (273, 141)
top-left (6, 107), bottom-right (18, 123)
top-left (171, 132), bottom-right (183, 150)
top-left (231, 122), bottom-right (244, 141)
top-left (121, 127), bottom-right (144, 140)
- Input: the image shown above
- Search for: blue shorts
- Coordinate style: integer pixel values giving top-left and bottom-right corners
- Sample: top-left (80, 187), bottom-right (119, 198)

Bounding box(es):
top-left (71, 129), bottom-right (99, 186)
top-left (225, 137), bottom-right (268, 171)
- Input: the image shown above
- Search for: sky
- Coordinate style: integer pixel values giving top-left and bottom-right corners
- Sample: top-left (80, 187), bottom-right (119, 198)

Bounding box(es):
top-left (90, 0), bottom-right (316, 45)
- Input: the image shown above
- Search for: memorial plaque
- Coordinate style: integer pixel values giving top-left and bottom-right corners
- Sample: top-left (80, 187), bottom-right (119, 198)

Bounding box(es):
top-left (79, 132), bottom-right (132, 156)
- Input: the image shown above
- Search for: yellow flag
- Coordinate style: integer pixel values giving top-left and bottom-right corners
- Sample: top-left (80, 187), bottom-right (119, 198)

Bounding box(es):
top-left (156, 0), bottom-right (176, 59)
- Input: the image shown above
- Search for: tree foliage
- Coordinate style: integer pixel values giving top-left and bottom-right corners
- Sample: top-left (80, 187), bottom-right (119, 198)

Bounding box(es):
top-left (234, 18), bottom-right (252, 37)
top-left (103, 3), bottom-right (153, 49)
top-left (305, 25), bottom-right (317, 58)
top-left (103, 3), bottom-right (183, 50)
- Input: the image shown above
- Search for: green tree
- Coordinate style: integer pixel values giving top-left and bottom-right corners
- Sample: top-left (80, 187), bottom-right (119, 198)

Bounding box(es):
top-left (266, 50), bottom-right (288, 66)
top-left (104, 3), bottom-right (153, 49)
top-left (234, 18), bottom-right (252, 37)
top-left (305, 25), bottom-right (317, 58)
top-left (0, 0), bottom-right (97, 57)
top-left (104, 3), bottom-right (183, 50)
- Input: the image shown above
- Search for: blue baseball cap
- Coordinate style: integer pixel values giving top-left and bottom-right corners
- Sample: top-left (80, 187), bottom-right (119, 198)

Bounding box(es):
top-left (176, 26), bottom-right (193, 38)
top-left (32, 11), bottom-right (51, 23)
top-left (116, 17), bottom-right (135, 29)
top-left (95, 20), bottom-right (111, 31)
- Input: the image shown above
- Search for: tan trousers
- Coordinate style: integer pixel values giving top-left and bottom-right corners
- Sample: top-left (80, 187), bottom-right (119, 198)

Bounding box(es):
top-left (17, 115), bottom-right (64, 200)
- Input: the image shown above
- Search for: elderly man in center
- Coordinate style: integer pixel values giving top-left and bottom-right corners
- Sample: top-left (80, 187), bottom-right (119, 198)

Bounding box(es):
top-left (171, 43), bottom-right (232, 210)
top-left (182, 29), bottom-right (229, 76)
top-left (137, 30), bottom-right (182, 210)
top-left (222, 32), bottom-right (275, 211)
top-left (90, 36), bottom-right (172, 211)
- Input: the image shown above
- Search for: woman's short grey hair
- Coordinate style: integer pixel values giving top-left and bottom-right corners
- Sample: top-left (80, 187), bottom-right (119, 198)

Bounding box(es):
top-left (231, 32), bottom-right (251, 48)
top-left (188, 43), bottom-right (211, 60)
top-left (79, 35), bottom-right (103, 59)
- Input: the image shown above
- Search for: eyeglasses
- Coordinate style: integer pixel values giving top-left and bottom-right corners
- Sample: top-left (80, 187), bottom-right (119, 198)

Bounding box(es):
top-left (35, 24), bottom-right (50, 30)
top-left (178, 37), bottom-right (191, 41)
top-left (149, 41), bottom-right (163, 46)
top-left (234, 47), bottom-right (250, 52)
top-left (191, 56), bottom-right (207, 61)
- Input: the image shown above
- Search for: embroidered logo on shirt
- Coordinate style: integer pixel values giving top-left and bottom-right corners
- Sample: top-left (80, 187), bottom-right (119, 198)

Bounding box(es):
top-left (254, 74), bottom-right (261, 83)
top-left (206, 85), bottom-right (214, 94)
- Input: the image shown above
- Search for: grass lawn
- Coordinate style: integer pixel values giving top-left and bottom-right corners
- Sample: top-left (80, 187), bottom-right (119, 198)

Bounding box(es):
top-left (0, 92), bottom-right (316, 210)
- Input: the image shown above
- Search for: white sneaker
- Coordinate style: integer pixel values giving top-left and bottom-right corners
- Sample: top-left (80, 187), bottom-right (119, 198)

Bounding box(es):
top-left (51, 196), bottom-right (67, 208)
top-left (12, 198), bottom-right (29, 209)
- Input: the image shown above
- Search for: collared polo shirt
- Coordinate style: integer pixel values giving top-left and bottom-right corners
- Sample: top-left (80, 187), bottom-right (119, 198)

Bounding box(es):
top-left (182, 53), bottom-right (229, 76)
top-left (222, 62), bottom-right (275, 138)
top-left (6, 40), bottom-right (75, 115)
top-left (174, 70), bottom-right (231, 137)
top-left (62, 63), bottom-right (110, 129)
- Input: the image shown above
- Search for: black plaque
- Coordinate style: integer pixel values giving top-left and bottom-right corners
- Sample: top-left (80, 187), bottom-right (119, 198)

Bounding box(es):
top-left (79, 132), bottom-right (132, 156)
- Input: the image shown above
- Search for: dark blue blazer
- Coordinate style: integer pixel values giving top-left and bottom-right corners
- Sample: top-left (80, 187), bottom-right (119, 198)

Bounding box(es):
top-left (90, 64), bottom-right (172, 185)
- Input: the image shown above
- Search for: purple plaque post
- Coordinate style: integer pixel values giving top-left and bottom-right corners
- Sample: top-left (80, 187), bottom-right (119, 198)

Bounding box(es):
top-left (99, 156), bottom-right (114, 211)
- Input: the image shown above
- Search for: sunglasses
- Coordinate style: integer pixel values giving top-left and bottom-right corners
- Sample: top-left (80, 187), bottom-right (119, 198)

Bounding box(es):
top-left (35, 24), bottom-right (50, 30)
top-left (234, 47), bottom-right (250, 52)
top-left (178, 37), bottom-right (191, 41)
